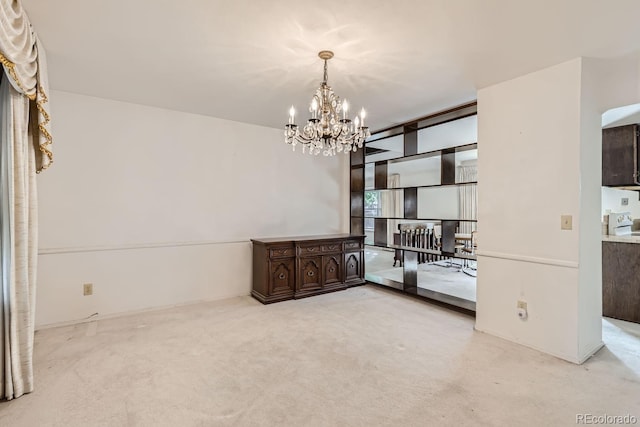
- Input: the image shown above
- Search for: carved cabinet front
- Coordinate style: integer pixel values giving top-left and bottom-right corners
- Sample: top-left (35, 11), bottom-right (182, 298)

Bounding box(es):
top-left (344, 252), bottom-right (362, 284)
top-left (298, 257), bottom-right (322, 293)
top-left (269, 258), bottom-right (295, 297)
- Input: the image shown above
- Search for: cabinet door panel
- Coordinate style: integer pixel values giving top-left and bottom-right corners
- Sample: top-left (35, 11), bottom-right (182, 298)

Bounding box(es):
top-left (323, 255), bottom-right (343, 287)
top-left (602, 125), bottom-right (637, 186)
top-left (268, 259), bottom-right (295, 296)
top-left (344, 252), bottom-right (362, 283)
top-left (298, 257), bottom-right (322, 291)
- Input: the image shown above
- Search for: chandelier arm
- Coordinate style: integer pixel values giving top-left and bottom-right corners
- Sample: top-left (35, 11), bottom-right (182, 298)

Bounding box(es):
top-left (294, 134), bottom-right (316, 145)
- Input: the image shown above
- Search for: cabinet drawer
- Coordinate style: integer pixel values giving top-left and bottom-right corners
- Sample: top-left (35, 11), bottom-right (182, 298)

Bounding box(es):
top-left (299, 245), bottom-right (322, 256)
top-left (269, 246), bottom-right (295, 259)
top-left (299, 242), bottom-right (342, 255)
top-left (344, 240), bottom-right (362, 251)
top-left (321, 242), bottom-right (341, 253)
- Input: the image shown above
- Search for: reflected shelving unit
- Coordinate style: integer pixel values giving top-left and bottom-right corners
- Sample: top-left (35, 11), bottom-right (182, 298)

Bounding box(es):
top-left (350, 102), bottom-right (478, 311)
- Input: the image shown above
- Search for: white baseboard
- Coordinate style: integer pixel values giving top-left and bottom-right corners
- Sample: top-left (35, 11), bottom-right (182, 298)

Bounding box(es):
top-left (35, 292), bottom-right (253, 331)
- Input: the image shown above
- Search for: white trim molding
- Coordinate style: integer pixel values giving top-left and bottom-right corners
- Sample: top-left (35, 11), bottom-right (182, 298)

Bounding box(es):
top-left (476, 250), bottom-right (579, 269)
top-left (38, 239), bottom-right (250, 255)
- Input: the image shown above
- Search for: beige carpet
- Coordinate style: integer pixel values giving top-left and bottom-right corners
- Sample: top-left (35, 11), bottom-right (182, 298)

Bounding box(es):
top-left (0, 285), bottom-right (638, 426)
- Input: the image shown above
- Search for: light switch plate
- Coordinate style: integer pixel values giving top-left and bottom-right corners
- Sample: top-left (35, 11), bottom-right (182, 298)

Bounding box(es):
top-left (83, 283), bottom-right (93, 296)
top-left (622, 198), bottom-right (629, 206)
top-left (561, 215), bottom-right (572, 230)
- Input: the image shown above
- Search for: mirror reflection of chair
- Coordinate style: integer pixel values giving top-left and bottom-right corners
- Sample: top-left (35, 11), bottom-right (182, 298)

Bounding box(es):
top-left (461, 230), bottom-right (477, 255)
top-left (395, 223), bottom-right (443, 267)
top-left (461, 231), bottom-right (477, 277)
top-left (433, 225), bottom-right (465, 269)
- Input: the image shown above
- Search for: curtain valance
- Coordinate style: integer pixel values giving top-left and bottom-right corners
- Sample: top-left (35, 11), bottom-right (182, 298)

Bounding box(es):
top-left (0, 0), bottom-right (52, 172)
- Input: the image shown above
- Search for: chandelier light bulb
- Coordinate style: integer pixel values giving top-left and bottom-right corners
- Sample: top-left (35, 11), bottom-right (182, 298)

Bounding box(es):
top-left (284, 50), bottom-right (370, 156)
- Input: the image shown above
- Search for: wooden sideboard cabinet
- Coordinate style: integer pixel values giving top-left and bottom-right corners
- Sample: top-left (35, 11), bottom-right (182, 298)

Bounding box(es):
top-left (251, 234), bottom-right (365, 304)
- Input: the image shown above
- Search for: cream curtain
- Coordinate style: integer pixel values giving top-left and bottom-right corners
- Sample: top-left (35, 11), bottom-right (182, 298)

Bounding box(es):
top-left (457, 165), bottom-right (477, 234)
top-left (0, 73), bottom-right (38, 400)
top-left (0, 0), bottom-right (52, 401)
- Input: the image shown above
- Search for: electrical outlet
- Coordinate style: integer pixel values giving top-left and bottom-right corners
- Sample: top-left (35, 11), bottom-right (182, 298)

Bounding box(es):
top-left (83, 283), bottom-right (93, 296)
top-left (561, 215), bottom-right (572, 230)
top-left (517, 300), bottom-right (528, 320)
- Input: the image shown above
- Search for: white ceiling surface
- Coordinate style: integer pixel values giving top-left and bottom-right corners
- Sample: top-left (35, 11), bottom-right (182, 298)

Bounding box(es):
top-left (21, 0), bottom-right (640, 131)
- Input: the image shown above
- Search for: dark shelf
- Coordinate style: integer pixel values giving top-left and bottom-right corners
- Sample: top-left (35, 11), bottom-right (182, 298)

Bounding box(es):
top-left (361, 216), bottom-right (478, 222)
top-left (364, 142), bottom-right (478, 166)
top-left (364, 181), bottom-right (478, 191)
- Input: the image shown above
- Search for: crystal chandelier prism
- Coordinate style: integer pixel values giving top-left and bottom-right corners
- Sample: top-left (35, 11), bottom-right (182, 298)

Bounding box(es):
top-left (285, 50), bottom-right (370, 156)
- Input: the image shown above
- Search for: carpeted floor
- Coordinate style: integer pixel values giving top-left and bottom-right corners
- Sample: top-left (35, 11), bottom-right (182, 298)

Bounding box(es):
top-left (0, 286), bottom-right (638, 427)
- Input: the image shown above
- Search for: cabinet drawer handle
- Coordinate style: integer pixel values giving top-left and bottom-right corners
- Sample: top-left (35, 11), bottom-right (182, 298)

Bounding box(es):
top-left (307, 271), bottom-right (314, 277)
top-left (329, 267), bottom-right (335, 273)
top-left (278, 273), bottom-right (285, 280)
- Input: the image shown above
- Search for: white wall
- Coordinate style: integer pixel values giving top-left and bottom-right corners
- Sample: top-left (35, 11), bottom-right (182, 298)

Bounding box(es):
top-left (36, 90), bottom-right (348, 327)
top-left (577, 60), bottom-right (604, 359)
top-left (476, 58), bottom-right (602, 363)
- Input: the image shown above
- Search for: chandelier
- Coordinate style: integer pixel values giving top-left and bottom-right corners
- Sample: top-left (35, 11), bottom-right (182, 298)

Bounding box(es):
top-left (285, 50), bottom-right (370, 156)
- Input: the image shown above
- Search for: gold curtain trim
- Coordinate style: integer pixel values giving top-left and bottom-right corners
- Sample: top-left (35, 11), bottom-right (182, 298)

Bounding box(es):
top-left (0, 51), bottom-right (36, 101)
top-left (0, 52), bottom-right (53, 172)
top-left (35, 83), bottom-right (53, 173)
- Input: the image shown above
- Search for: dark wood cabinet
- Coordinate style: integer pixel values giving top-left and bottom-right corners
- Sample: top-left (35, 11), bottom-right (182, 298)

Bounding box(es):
top-left (602, 124), bottom-right (640, 187)
top-left (602, 241), bottom-right (640, 324)
top-left (251, 234), bottom-right (365, 304)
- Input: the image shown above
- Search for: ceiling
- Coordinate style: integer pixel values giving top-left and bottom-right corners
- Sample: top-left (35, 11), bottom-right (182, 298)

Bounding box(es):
top-left (20, 0), bottom-right (640, 132)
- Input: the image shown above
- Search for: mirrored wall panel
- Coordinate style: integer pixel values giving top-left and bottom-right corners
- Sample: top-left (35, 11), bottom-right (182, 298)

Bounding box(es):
top-left (417, 184), bottom-right (477, 220)
top-left (455, 148), bottom-right (478, 184)
top-left (364, 189), bottom-right (404, 218)
top-left (364, 217), bottom-right (375, 245)
top-left (354, 104), bottom-right (478, 312)
top-left (387, 153), bottom-right (441, 188)
top-left (417, 115), bottom-right (477, 153)
top-left (365, 134), bottom-right (404, 163)
top-left (364, 163), bottom-right (375, 190)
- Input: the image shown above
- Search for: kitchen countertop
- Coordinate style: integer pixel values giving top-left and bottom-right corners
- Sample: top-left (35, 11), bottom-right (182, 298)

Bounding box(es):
top-left (602, 234), bottom-right (640, 244)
